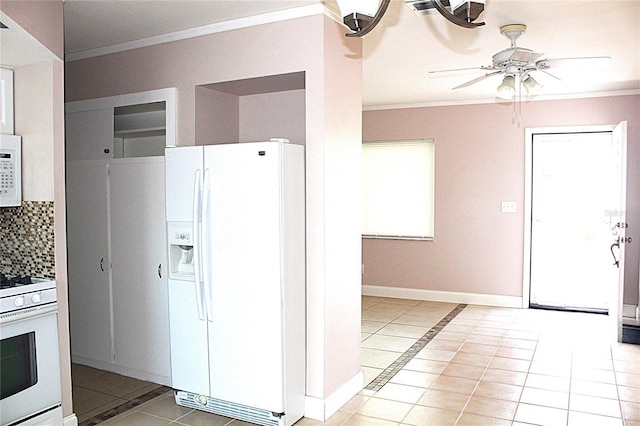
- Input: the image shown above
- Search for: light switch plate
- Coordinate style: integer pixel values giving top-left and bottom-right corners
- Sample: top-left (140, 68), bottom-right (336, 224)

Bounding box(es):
top-left (501, 201), bottom-right (517, 213)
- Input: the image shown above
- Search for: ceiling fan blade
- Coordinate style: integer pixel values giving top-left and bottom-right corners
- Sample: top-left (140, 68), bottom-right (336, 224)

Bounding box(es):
top-left (452, 71), bottom-right (503, 90)
top-left (537, 56), bottom-right (611, 70)
top-left (428, 65), bottom-right (494, 75)
top-left (509, 50), bottom-right (544, 64)
top-left (536, 68), bottom-right (561, 81)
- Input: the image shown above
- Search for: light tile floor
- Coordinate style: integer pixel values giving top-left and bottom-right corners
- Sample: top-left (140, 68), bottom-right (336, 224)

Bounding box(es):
top-left (72, 296), bottom-right (640, 425)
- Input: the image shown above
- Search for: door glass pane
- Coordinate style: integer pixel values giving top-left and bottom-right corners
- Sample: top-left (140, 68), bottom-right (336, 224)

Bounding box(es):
top-left (0, 332), bottom-right (37, 399)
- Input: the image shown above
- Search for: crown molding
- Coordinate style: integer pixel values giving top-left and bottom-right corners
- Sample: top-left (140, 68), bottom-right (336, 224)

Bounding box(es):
top-left (363, 89), bottom-right (640, 111)
top-left (65, 4), bottom-right (328, 62)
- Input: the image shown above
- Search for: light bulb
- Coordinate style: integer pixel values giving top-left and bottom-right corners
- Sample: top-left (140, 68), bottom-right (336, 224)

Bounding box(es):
top-left (522, 75), bottom-right (542, 95)
top-left (496, 75), bottom-right (516, 100)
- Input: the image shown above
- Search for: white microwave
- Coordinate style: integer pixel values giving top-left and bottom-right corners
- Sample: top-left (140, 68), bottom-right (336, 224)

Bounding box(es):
top-left (0, 134), bottom-right (21, 207)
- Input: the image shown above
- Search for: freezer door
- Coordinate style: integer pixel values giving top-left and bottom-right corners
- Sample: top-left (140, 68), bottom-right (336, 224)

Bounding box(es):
top-left (203, 142), bottom-right (286, 412)
top-left (168, 278), bottom-right (210, 394)
top-left (165, 146), bottom-right (211, 393)
top-left (165, 146), bottom-right (203, 222)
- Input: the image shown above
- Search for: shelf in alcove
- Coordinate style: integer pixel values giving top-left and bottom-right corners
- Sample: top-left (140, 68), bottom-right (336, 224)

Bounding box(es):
top-left (114, 128), bottom-right (166, 139)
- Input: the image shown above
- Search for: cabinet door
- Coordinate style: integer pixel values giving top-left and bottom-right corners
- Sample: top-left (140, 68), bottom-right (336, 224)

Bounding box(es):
top-left (1, 68), bottom-right (14, 135)
top-left (65, 108), bottom-right (114, 161)
top-left (66, 161), bottom-right (112, 364)
top-left (109, 158), bottom-right (170, 381)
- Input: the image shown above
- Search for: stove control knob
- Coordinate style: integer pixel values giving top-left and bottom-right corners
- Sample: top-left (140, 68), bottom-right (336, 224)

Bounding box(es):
top-left (31, 293), bottom-right (42, 303)
top-left (14, 296), bottom-right (25, 307)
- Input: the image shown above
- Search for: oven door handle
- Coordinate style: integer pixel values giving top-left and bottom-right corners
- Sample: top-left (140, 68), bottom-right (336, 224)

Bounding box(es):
top-left (0, 303), bottom-right (58, 325)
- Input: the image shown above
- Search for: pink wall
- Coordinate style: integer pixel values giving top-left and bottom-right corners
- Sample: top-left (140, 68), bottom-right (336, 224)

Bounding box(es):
top-left (195, 86), bottom-right (239, 145)
top-left (65, 14), bottom-right (363, 408)
top-left (239, 90), bottom-right (306, 145)
top-left (363, 95), bottom-right (640, 305)
top-left (0, 0), bottom-right (64, 60)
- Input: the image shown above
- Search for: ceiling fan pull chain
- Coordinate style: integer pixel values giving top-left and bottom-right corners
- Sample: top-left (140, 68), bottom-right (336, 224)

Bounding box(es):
top-left (518, 85), bottom-right (523, 123)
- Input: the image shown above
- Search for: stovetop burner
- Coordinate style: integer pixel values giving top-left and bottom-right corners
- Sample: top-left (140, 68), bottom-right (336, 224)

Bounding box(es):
top-left (0, 273), bottom-right (34, 289)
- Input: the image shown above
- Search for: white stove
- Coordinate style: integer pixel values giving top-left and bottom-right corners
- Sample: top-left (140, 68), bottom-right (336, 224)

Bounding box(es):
top-left (0, 274), bottom-right (57, 314)
top-left (0, 273), bottom-right (62, 426)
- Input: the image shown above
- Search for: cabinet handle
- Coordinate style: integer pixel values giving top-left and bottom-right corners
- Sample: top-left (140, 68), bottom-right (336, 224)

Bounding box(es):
top-left (100, 258), bottom-right (104, 272)
top-left (158, 264), bottom-right (162, 279)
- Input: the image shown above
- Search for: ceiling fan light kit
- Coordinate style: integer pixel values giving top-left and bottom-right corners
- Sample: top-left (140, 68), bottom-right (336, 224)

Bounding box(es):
top-left (427, 22), bottom-right (611, 121)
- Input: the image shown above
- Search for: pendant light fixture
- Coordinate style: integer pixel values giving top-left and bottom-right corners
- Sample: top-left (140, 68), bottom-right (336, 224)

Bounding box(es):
top-left (337, 0), bottom-right (486, 37)
top-left (335, 0), bottom-right (391, 37)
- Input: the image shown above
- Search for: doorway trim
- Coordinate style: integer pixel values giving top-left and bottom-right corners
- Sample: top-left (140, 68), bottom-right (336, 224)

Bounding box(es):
top-left (522, 124), bottom-right (617, 309)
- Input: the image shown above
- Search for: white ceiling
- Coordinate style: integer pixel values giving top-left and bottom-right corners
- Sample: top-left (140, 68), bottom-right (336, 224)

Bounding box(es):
top-left (53, 0), bottom-right (640, 107)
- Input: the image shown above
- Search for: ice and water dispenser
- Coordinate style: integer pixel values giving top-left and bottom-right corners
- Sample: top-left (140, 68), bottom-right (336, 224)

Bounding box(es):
top-left (167, 222), bottom-right (195, 280)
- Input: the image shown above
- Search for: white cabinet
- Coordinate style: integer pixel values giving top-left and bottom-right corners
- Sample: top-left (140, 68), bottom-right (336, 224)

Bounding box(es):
top-left (110, 159), bottom-right (170, 379)
top-left (66, 158), bottom-right (170, 385)
top-left (1, 68), bottom-right (14, 134)
top-left (65, 109), bottom-right (114, 161)
top-left (65, 88), bottom-right (176, 161)
top-left (66, 161), bottom-right (111, 364)
top-left (66, 88), bottom-right (175, 385)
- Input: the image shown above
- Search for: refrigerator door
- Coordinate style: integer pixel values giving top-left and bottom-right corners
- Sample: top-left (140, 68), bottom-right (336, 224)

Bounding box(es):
top-left (165, 146), bottom-right (203, 222)
top-left (168, 278), bottom-right (210, 394)
top-left (203, 142), bottom-right (285, 412)
top-left (165, 146), bottom-right (210, 394)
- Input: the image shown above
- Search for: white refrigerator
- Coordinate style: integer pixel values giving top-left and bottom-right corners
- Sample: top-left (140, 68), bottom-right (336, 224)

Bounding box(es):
top-left (164, 141), bottom-right (305, 426)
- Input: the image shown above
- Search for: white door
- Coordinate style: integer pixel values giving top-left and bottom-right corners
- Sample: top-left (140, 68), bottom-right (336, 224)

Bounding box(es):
top-left (66, 161), bottom-right (113, 363)
top-left (530, 131), bottom-right (623, 312)
top-left (203, 142), bottom-right (285, 411)
top-left (110, 158), bottom-right (171, 382)
top-left (611, 121), bottom-right (628, 341)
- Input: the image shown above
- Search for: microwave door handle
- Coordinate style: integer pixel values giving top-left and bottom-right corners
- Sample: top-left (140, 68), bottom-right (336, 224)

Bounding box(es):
top-left (192, 168), bottom-right (205, 321)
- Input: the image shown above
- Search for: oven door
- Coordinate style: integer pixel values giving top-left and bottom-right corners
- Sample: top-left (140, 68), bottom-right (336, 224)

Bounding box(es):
top-left (0, 304), bottom-right (61, 426)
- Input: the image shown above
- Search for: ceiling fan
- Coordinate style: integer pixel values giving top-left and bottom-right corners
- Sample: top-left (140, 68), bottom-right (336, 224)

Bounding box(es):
top-left (429, 23), bottom-right (611, 100)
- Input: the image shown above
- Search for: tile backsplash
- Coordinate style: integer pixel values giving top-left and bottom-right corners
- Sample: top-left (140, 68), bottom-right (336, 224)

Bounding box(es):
top-left (0, 201), bottom-right (55, 278)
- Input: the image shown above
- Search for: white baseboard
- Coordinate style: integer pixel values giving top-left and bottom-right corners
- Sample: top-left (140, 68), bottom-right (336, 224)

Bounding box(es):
top-left (63, 413), bottom-right (78, 426)
top-left (362, 285), bottom-right (523, 308)
top-left (71, 356), bottom-right (170, 386)
top-left (305, 371), bottom-right (363, 421)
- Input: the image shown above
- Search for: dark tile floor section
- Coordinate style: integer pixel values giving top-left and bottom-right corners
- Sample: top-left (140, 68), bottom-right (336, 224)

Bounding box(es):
top-left (365, 303), bottom-right (467, 391)
top-left (622, 324), bottom-right (640, 344)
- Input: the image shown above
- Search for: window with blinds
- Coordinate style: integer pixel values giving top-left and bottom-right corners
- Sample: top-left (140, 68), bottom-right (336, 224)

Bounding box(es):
top-left (362, 139), bottom-right (435, 240)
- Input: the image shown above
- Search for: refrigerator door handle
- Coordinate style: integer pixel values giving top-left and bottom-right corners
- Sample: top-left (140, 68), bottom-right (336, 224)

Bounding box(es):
top-left (201, 168), bottom-right (215, 322)
top-left (193, 168), bottom-right (205, 321)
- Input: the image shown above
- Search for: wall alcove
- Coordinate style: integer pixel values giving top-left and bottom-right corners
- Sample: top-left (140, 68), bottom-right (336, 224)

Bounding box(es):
top-left (195, 71), bottom-right (305, 146)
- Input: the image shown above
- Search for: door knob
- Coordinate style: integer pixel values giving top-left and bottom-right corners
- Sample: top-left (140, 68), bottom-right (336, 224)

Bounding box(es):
top-left (610, 242), bottom-right (620, 267)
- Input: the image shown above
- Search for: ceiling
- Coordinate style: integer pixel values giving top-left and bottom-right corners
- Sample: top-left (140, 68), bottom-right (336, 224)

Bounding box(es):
top-left (28, 1), bottom-right (640, 107)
